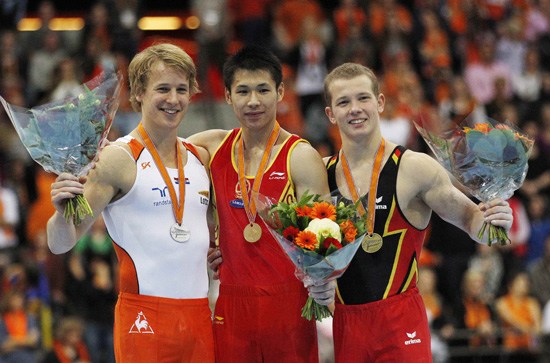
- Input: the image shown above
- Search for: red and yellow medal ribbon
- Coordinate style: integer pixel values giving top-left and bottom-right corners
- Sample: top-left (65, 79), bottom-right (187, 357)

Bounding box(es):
top-left (137, 123), bottom-right (185, 225)
top-left (237, 122), bottom-right (281, 224)
top-left (341, 138), bottom-right (385, 235)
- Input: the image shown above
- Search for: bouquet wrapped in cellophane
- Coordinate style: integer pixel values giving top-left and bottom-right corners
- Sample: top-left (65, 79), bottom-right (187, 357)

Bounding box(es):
top-left (0, 71), bottom-right (123, 225)
top-left (414, 114), bottom-right (534, 246)
top-left (256, 190), bottom-right (367, 321)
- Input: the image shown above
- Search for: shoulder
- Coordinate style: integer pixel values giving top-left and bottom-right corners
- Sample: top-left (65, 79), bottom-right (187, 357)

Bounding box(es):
top-left (289, 139), bottom-right (320, 159)
top-left (182, 139), bottom-right (210, 167)
top-left (399, 150), bottom-right (447, 181)
top-left (90, 143), bottom-right (136, 191)
top-left (289, 141), bottom-right (327, 180)
top-left (188, 129), bottom-right (232, 154)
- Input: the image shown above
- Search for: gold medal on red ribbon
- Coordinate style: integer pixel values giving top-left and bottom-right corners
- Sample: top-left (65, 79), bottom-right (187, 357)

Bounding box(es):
top-left (138, 123), bottom-right (189, 243)
top-left (237, 123), bottom-right (281, 243)
top-left (341, 138), bottom-right (386, 253)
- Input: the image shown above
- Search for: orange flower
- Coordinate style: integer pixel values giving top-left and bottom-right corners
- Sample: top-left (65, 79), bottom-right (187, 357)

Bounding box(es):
top-left (295, 230), bottom-right (318, 251)
top-left (311, 202), bottom-right (336, 221)
top-left (339, 220), bottom-right (354, 232)
top-left (473, 123), bottom-right (491, 133)
top-left (295, 205), bottom-right (312, 217)
top-left (344, 227), bottom-right (357, 242)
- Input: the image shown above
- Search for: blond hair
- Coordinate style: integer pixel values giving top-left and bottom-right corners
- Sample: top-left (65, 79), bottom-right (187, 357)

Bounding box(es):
top-left (128, 43), bottom-right (199, 112)
top-left (324, 63), bottom-right (379, 106)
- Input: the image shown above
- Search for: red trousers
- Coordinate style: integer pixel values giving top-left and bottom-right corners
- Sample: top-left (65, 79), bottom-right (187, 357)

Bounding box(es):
top-left (213, 282), bottom-right (318, 363)
top-left (333, 287), bottom-right (432, 362)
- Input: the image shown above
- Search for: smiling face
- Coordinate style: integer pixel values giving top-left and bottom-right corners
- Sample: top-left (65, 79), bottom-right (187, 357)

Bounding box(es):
top-left (136, 61), bottom-right (191, 130)
top-left (324, 74), bottom-right (384, 140)
top-left (225, 69), bottom-right (283, 130)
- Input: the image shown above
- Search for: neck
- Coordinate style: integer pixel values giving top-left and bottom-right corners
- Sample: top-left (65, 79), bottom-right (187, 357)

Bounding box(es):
top-left (138, 123), bottom-right (178, 153)
top-left (241, 122), bottom-right (278, 150)
top-left (341, 133), bottom-right (383, 164)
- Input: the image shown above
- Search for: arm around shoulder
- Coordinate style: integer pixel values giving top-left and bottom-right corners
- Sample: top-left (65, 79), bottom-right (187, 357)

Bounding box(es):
top-left (187, 129), bottom-right (230, 156)
top-left (290, 142), bottom-right (330, 199)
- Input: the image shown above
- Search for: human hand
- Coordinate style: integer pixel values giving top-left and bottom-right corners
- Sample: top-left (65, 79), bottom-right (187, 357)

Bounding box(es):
top-left (207, 247), bottom-right (222, 279)
top-left (479, 198), bottom-right (513, 232)
top-left (306, 280), bottom-right (336, 306)
top-left (50, 173), bottom-right (86, 214)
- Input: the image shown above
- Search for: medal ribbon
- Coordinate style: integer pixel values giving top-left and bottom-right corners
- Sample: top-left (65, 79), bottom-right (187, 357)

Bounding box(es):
top-left (341, 138), bottom-right (385, 235)
top-left (137, 123), bottom-right (185, 225)
top-left (237, 122), bottom-right (281, 224)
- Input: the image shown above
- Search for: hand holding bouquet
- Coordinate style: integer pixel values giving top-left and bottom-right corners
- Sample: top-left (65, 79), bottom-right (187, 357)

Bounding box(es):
top-left (1, 71), bottom-right (122, 225)
top-left (256, 191), bottom-right (367, 321)
top-left (414, 115), bottom-right (534, 246)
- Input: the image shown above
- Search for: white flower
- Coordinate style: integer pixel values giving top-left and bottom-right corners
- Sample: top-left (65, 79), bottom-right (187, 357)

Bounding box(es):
top-left (305, 218), bottom-right (341, 242)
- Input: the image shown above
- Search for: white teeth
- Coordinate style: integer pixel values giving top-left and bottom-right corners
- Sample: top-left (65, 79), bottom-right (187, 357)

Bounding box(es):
top-left (163, 109), bottom-right (178, 114)
top-left (349, 119), bottom-right (365, 124)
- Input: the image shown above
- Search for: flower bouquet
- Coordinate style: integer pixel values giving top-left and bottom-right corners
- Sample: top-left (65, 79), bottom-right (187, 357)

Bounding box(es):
top-left (414, 114), bottom-right (534, 246)
top-left (0, 71), bottom-right (123, 225)
top-left (255, 190), bottom-right (367, 321)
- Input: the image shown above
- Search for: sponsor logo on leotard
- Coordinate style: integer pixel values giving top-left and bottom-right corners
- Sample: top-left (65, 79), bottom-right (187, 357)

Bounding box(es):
top-left (231, 180), bottom-right (250, 208)
top-left (268, 171), bottom-right (286, 180)
top-left (375, 196), bottom-right (387, 210)
top-left (404, 331), bottom-right (421, 345)
top-left (230, 199), bottom-right (244, 208)
top-left (214, 315), bottom-right (224, 325)
top-left (129, 311), bottom-right (154, 334)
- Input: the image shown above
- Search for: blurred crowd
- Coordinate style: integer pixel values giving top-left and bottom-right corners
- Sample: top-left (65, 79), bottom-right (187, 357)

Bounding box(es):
top-left (0, 0), bottom-right (549, 362)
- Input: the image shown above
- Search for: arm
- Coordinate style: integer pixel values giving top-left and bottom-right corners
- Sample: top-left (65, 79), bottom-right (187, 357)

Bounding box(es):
top-left (206, 191), bottom-right (222, 279)
top-left (187, 129), bottom-right (229, 158)
top-left (290, 142), bottom-right (330, 199)
top-left (46, 145), bottom-right (133, 254)
top-left (188, 135), bottom-right (225, 278)
top-left (401, 152), bottom-right (512, 243)
top-left (290, 142), bottom-right (334, 305)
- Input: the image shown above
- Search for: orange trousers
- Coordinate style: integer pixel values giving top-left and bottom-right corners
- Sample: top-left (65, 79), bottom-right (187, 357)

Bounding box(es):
top-left (114, 292), bottom-right (214, 363)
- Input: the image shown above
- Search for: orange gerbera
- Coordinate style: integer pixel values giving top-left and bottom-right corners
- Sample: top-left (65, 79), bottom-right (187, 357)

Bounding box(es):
top-left (311, 202), bottom-right (336, 221)
top-left (344, 227), bottom-right (357, 242)
top-left (295, 230), bottom-right (318, 251)
top-left (295, 205), bottom-right (312, 217)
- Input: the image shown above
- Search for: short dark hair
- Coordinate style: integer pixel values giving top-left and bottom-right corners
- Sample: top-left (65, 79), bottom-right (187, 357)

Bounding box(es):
top-left (223, 45), bottom-right (283, 91)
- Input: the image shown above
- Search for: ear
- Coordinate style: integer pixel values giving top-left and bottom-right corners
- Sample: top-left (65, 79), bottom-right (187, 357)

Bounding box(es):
top-left (325, 106), bottom-right (336, 125)
top-left (224, 88), bottom-right (232, 105)
top-left (377, 93), bottom-right (385, 114)
top-left (277, 82), bottom-right (284, 101)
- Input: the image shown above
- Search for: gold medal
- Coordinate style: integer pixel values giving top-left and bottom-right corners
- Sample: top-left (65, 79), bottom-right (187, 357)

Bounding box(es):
top-left (237, 123), bottom-right (280, 245)
top-left (342, 138), bottom-right (386, 253)
top-left (362, 233), bottom-right (383, 253)
top-left (244, 222), bottom-right (262, 243)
